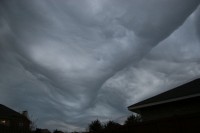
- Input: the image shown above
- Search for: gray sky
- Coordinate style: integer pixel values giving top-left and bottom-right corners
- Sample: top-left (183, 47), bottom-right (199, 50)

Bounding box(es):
top-left (0, 0), bottom-right (200, 132)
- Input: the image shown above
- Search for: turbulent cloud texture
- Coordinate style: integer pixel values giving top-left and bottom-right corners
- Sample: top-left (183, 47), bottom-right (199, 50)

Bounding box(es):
top-left (0, 0), bottom-right (200, 131)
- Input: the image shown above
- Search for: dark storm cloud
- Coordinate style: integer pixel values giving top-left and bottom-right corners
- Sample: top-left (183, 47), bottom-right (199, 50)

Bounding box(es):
top-left (195, 7), bottom-right (200, 40)
top-left (0, 0), bottom-right (200, 131)
top-left (104, 7), bottom-right (200, 111)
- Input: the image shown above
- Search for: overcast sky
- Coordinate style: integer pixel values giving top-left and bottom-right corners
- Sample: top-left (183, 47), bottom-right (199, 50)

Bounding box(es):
top-left (0, 0), bottom-right (200, 132)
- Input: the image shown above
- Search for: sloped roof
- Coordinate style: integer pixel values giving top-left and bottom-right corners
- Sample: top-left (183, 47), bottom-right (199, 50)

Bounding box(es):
top-left (0, 104), bottom-right (30, 121)
top-left (128, 78), bottom-right (200, 111)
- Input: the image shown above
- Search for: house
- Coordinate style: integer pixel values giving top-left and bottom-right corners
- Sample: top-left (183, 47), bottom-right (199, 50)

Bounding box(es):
top-left (127, 78), bottom-right (200, 133)
top-left (128, 78), bottom-right (200, 121)
top-left (0, 104), bottom-right (30, 129)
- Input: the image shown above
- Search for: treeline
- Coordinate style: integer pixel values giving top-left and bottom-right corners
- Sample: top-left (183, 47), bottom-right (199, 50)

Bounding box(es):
top-left (19, 114), bottom-right (141, 133)
top-left (87, 114), bottom-right (142, 133)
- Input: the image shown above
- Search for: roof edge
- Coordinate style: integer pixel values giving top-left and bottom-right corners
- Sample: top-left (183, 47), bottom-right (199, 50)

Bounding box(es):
top-left (128, 93), bottom-right (200, 111)
top-left (0, 104), bottom-right (30, 122)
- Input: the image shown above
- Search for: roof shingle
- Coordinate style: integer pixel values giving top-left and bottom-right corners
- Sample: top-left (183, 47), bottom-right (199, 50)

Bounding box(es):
top-left (128, 78), bottom-right (200, 111)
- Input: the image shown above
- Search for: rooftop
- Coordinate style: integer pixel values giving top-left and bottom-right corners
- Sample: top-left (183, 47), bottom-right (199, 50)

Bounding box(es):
top-left (0, 104), bottom-right (29, 121)
top-left (128, 78), bottom-right (200, 111)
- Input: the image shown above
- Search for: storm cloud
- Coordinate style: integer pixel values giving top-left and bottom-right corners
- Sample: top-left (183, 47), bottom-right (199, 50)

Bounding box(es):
top-left (0, 0), bottom-right (200, 131)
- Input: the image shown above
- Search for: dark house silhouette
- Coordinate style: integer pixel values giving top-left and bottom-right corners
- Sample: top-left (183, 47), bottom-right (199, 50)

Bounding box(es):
top-left (128, 78), bottom-right (200, 133)
top-left (0, 104), bottom-right (30, 129)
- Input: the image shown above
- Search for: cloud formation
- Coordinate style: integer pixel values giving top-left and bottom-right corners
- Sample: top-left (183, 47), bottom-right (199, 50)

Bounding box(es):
top-left (0, 0), bottom-right (200, 131)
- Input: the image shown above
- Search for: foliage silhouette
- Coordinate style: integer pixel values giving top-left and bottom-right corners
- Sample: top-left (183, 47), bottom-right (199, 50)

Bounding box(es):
top-left (88, 119), bottom-right (103, 133)
top-left (104, 120), bottom-right (122, 133)
top-left (124, 114), bottom-right (142, 127)
top-left (53, 129), bottom-right (64, 133)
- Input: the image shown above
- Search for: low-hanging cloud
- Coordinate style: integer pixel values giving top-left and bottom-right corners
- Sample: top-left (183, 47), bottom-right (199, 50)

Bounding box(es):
top-left (0, 0), bottom-right (200, 131)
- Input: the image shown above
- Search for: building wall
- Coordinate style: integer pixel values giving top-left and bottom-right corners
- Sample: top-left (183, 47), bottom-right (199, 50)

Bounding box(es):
top-left (0, 117), bottom-right (30, 129)
top-left (123, 114), bottom-right (200, 133)
top-left (139, 97), bottom-right (200, 121)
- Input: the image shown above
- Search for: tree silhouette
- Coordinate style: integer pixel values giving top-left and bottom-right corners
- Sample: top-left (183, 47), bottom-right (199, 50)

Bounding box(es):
top-left (123, 114), bottom-right (142, 133)
top-left (124, 114), bottom-right (142, 126)
top-left (88, 119), bottom-right (103, 133)
top-left (104, 121), bottom-right (121, 133)
top-left (53, 129), bottom-right (64, 133)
